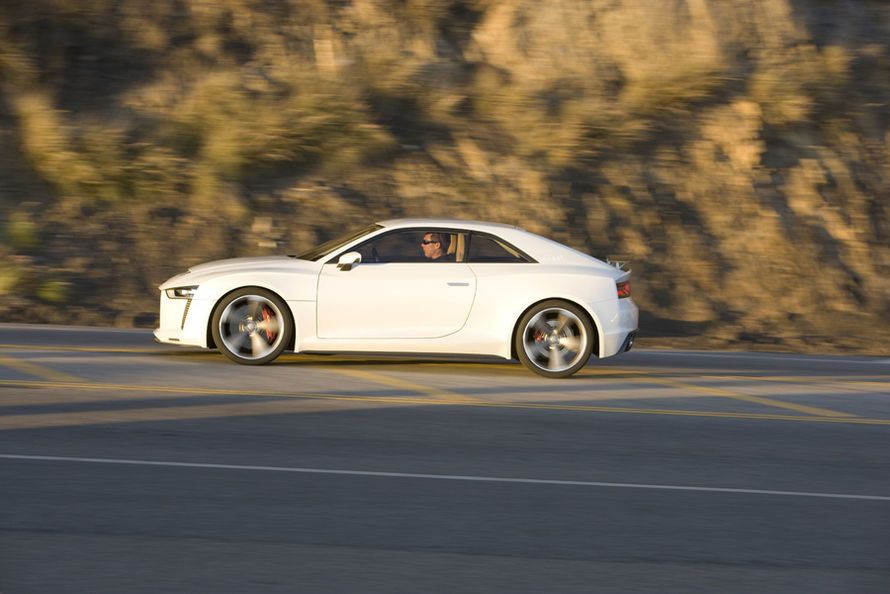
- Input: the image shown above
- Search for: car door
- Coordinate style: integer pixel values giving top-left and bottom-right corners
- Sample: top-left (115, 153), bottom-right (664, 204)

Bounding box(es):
top-left (316, 229), bottom-right (476, 339)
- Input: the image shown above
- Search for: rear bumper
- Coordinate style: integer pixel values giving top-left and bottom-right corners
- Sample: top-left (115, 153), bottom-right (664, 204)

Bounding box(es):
top-left (620, 330), bottom-right (637, 352)
top-left (598, 298), bottom-right (639, 358)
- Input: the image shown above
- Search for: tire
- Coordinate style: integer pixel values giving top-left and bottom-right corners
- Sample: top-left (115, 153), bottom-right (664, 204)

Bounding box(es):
top-left (211, 287), bottom-right (293, 365)
top-left (514, 300), bottom-right (594, 378)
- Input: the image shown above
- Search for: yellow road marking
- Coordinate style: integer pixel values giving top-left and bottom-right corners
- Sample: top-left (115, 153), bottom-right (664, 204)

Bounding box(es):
top-left (0, 354), bottom-right (483, 405)
top-left (0, 343), bottom-right (890, 386)
top-left (1, 379), bottom-right (889, 426)
top-left (708, 374), bottom-right (890, 394)
top-left (1, 343), bottom-right (886, 385)
top-left (582, 367), bottom-right (890, 385)
top-left (0, 399), bottom-right (383, 431)
top-left (583, 368), bottom-right (859, 415)
top-left (0, 354), bottom-right (82, 383)
top-left (0, 379), bottom-right (436, 404)
top-left (0, 344), bottom-right (159, 354)
top-left (637, 375), bottom-right (854, 418)
top-left (0, 343), bottom-right (885, 411)
top-left (328, 367), bottom-right (481, 403)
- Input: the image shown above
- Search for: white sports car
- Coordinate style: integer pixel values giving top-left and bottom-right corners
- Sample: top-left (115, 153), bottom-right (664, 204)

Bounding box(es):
top-left (154, 219), bottom-right (638, 378)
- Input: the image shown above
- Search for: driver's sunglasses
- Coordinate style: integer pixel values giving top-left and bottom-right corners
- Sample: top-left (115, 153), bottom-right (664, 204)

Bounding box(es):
top-left (420, 239), bottom-right (439, 245)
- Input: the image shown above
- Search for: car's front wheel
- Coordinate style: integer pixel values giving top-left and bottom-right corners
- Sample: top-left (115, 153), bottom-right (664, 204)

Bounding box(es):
top-left (515, 300), bottom-right (594, 378)
top-left (211, 288), bottom-right (293, 365)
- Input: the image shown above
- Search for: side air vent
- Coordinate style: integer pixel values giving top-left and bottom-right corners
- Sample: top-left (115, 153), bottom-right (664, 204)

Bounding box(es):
top-left (181, 298), bottom-right (192, 329)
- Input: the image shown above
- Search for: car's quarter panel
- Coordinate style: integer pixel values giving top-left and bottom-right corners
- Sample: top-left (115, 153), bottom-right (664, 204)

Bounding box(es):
top-left (462, 264), bottom-right (623, 359)
top-left (594, 296), bottom-right (639, 357)
top-left (316, 262), bottom-right (477, 339)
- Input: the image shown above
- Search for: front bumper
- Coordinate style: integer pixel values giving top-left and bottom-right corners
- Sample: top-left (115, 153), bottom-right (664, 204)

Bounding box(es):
top-left (154, 291), bottom-right (213, 347)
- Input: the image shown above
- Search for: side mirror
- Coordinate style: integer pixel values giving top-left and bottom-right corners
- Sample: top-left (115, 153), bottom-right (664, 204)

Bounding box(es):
top-left (337, 251), bottom-right (362, 271)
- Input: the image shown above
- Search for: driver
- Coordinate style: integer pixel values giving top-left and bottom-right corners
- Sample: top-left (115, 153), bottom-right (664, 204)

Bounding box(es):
top-left (421, 232), bottom-right (453, 261)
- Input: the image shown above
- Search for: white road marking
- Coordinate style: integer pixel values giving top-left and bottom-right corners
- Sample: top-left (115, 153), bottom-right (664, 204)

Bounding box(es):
top-left (2, 453), bottom-right (888, 502)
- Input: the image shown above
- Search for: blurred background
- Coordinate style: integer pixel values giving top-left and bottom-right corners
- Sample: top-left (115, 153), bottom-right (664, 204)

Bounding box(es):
top-left (0, 0), bottom-right (887, 353)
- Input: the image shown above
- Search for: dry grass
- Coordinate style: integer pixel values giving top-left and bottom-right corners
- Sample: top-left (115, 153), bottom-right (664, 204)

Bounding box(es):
top-left (0, 0), bottom-right (888, 351)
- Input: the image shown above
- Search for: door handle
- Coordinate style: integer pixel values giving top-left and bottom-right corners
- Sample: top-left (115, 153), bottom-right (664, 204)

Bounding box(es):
top-left (447, 282), bottom-right (470, 286)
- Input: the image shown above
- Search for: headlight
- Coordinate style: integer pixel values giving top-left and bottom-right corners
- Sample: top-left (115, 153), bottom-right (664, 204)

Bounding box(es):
top-left (165, 286), bottom-right (198, 299)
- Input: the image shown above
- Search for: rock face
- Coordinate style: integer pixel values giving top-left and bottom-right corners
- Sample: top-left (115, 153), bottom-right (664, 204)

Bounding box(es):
top-left (0, 0), bottom-right (887, 352)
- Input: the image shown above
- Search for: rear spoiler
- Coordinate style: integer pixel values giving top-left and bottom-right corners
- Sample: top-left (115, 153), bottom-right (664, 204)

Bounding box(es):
top-left (606, 255), bottom-right (631, 272)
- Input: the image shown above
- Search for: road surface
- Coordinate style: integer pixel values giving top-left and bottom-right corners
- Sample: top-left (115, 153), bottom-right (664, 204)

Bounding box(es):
top-left (1, 325), bottom-right (888, 592)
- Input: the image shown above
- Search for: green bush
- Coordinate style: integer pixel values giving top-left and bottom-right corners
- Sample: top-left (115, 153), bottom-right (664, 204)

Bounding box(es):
top-left (5, 213), bottom-right (37, 250)
top-left (36, 279), bottom-right (69, 304)
top-left (0, 263), bottom-right (20, 295)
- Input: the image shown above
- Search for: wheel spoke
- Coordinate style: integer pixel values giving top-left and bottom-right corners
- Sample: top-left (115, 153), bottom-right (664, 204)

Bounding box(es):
top-left (555, 313), bottom-right (569, 334)
top-left (250, 333), bottom-right (267, 356)
top-left (547, 347), bottom-right (566, 370)
top-left (560, 336), bottom-right (581, 352)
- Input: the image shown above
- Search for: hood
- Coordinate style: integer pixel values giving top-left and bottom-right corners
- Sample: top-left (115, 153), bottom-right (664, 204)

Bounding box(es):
top-left (186, 256), bottom-right (295, 275)
top-left (159, 256), bottom-right (316, 290)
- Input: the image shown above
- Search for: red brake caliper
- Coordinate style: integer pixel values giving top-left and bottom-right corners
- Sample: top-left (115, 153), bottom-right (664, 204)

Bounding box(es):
top-left (262, 307), bottom-right (276, 341)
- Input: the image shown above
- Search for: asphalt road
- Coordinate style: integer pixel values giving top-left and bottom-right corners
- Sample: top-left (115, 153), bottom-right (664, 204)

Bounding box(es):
top-left (1, 324), bottom-right (889, 593)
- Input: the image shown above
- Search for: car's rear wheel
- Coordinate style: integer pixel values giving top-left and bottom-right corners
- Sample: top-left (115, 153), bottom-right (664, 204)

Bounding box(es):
top-left (211, 288), bottom-right (293, 365)
top-left (515, 300), bottom-right (594, 378)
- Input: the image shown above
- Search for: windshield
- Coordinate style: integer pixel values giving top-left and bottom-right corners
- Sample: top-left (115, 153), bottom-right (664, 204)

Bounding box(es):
top-left (292, 224), bottom-right (383, 261)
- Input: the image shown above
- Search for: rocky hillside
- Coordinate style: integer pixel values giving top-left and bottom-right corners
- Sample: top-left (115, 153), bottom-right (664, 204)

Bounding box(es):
top-left (1, 0), bottom-right (888, 352)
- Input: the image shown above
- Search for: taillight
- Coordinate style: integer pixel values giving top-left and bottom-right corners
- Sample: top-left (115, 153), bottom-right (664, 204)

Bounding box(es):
top-left (616, 280), bottom-right (631, 299)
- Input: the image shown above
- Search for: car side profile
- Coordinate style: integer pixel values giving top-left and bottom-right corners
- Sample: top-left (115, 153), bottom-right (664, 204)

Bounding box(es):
top-left (154, 219), bottom-right (638, 378)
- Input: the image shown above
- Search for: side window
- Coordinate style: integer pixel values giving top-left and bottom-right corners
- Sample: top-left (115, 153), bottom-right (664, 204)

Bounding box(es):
top-left (467, 234), bottom-right (528, 263)
top-left (358, 231), bottom-right (422, 263)
top-left (350, 230), bottom-right (467, 263)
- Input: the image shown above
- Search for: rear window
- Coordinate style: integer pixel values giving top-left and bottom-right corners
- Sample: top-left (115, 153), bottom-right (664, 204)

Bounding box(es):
top-left (467, 234), bottom-right (530, 263)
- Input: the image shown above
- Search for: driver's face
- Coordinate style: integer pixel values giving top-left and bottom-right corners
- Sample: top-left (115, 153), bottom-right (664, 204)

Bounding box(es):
top-left (421, 233), bottom-right (445, 259)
